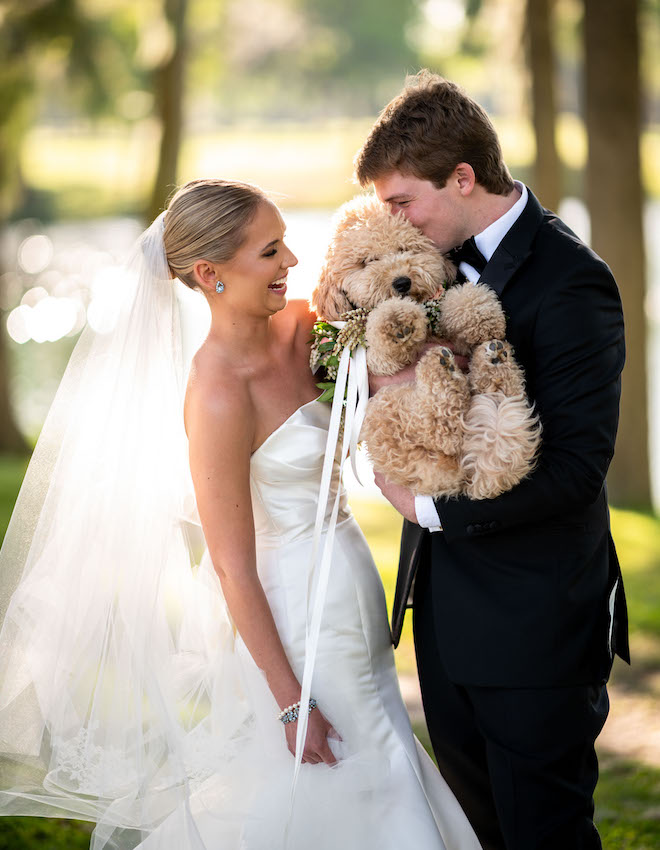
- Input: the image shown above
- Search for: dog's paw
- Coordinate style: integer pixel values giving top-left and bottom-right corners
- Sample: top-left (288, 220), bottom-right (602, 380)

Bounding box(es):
top-left (486, 340), bottom-right (508, 364)
top-left (394, 324), bottom-right (415, 341)
top-left (469, 340), bottom-right (526, 396)
top-left (365, 299), bottom-right (428, 375)
top-left (437, 346), bottom-right (457, 372)
top-left (415, 346), bottom-right (470, 405)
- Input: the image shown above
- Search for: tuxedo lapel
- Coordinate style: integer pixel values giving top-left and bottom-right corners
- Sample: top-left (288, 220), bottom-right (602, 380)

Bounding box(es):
top-left (391, 520), bottom-right (426, 647)
top-left (478, 188), bottom-right (545, 297)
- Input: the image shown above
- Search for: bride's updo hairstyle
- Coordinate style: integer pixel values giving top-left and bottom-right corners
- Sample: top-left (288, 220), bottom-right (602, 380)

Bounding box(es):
top-left (163, 178), bottom-right (267, 290)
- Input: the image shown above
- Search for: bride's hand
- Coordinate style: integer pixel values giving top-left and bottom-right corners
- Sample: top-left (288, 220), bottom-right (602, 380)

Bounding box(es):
top-left (284, 709), bottom-right (342, 766)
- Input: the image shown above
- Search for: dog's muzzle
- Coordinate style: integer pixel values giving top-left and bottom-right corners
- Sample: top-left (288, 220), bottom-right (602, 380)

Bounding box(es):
top-left (392, 276), bottom-right (412, 295)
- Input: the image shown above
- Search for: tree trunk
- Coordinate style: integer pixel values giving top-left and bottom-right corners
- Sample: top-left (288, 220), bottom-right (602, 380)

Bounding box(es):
top-left (584, 0), bottom-right (650, 507)
top-left (146, 0), bottom-right (188, 223)
top-left (525, 0), bottom-right (561, 212)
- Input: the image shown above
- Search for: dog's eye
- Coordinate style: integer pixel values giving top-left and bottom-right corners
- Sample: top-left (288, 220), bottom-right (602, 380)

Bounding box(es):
top-left (357, 258), bottom-right (372, 268)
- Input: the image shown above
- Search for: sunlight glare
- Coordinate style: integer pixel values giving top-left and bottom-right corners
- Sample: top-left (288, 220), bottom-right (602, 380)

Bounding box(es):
top-left (18, 235), bottom-right (54, 275)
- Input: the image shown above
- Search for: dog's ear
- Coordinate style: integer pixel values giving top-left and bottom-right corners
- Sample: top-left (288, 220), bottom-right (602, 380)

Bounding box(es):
top-left (312, 263), bottom-right (354, 320)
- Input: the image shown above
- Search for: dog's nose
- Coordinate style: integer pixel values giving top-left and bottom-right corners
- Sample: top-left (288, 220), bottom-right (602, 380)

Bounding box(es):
top-left (392, 276), bottom-right (411, 295)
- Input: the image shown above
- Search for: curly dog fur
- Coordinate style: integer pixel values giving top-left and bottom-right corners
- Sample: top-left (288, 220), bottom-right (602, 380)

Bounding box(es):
top-left (312, 195), bottom-right (541, 500)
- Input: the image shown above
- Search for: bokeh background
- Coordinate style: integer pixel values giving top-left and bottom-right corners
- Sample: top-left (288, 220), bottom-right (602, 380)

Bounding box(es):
top-left (0, 0), bottom-right (659, 847)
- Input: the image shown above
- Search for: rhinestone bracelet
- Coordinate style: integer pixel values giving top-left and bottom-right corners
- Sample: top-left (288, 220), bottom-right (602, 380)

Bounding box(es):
top-left (278, 698), bottom-right (318, 725)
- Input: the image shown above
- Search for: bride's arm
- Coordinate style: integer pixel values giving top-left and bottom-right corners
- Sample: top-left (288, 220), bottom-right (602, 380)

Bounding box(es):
top-left (186, 386), bottom-right (339, 765)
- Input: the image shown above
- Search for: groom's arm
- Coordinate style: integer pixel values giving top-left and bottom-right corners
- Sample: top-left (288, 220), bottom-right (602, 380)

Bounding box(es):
top-left (435, 258), bottom-right (625, 543)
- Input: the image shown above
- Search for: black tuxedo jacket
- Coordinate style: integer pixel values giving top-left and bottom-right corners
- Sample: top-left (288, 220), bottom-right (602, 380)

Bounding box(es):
top-left (391, 189), bottom-right (630, 688)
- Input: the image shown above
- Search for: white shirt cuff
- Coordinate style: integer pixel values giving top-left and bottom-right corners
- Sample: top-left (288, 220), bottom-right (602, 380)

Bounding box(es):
top-left (414, 495), bottom-right (443, 532)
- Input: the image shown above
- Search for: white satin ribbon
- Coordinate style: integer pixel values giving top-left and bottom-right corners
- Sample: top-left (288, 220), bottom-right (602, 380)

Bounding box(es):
top-left (285, 334), bottom-right (369, 841)
top-left (324, 321), bottom-right (368, 486)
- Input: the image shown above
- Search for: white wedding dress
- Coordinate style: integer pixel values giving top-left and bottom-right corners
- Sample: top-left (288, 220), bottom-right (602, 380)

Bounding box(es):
top-left (135, 397), bottom-right (481, 850)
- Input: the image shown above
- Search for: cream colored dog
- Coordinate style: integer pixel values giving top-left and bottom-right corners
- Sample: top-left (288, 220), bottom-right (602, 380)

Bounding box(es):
top-left (313, 195), bottom-right (541, 500)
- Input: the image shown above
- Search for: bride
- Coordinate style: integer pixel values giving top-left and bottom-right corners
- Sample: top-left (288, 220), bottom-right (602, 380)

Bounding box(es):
top-left (0, 178), bottom-right (481, 849)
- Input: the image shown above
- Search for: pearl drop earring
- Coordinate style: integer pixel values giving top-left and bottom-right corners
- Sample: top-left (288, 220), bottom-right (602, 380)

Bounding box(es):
top-left (215, 281), bottom-right (225, 293)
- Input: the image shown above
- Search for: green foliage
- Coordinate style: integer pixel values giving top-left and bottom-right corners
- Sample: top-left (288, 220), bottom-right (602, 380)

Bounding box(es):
top-left (595, 759), bottom-right (660, 847)
top-left (300, 0), bottom-right (418, 81)
top-left (214, 0), bottom-right (421, 116)
top-left (0, 455), bottom-right (29, 538)
top-left (610, 508), bottom-right (660, 636)
top-left (0, 817), bottom-right (92, 850)
top-left (315, 382), bottom-right (336, 403)
top-left (0, 0), bottom-right (145, 219)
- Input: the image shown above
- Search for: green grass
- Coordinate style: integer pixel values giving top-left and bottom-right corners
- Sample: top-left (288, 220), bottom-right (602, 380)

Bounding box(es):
top-left (595, 758), bottom-right (660, 848)
top-left (610, 508), bottom-right (660, 637)
top-left (0, 818), bottom-right (93, 850)
top-left (0, 456), bottom-right (28, 538)
top-left (0, 460), bottom-right (658, 847)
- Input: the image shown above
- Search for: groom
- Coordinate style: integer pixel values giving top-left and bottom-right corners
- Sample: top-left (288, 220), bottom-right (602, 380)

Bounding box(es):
top-left (356, 72), bottom-right (629, 850)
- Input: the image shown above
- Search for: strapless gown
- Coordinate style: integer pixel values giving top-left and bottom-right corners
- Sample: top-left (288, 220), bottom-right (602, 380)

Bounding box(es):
top-left (138, 398), bottom-right (481, 850)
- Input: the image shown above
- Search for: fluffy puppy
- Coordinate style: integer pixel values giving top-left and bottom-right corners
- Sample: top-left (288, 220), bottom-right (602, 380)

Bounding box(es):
top-left (313, 195), bottom-right (541, 500)
top-left (313, 195), bottom-right (455, 375)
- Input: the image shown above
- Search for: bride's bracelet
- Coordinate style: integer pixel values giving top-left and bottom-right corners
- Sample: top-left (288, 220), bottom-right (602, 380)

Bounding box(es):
top-left (278, 698), bottom-right (318, 725)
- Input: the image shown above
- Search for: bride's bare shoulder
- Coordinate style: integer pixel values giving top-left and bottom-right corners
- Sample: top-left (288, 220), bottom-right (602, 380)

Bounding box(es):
top-left (277, 299), bottom-right (316, 347)
top-left (184, 346), bottom-right (253, 443)
top-left (290, 298), bottom-right (316, 324)
top-left (273, 298), bottom-right (316, 331)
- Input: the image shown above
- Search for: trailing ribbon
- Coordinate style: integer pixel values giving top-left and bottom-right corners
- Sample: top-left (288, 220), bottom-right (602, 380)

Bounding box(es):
top-left (284, 334), bottom-right (369, 843)
top-left (321, 319), bottom-right (369, 486)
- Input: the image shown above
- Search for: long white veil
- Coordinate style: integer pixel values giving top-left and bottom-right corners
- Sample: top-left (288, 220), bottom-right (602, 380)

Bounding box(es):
top-left (0, 215), bottom-right (242, 849)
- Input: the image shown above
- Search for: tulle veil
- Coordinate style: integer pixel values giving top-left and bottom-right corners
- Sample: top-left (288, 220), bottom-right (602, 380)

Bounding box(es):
top-left (0, 214), bottom-right (245, 849)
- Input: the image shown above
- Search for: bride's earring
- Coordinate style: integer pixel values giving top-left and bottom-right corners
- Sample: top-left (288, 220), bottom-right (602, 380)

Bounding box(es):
top-left (215, 280), bottom-right (225, 293)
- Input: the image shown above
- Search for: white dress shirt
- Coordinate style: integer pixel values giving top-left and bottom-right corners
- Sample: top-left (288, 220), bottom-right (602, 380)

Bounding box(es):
top-left (414, 181), bottom-right (529, 532)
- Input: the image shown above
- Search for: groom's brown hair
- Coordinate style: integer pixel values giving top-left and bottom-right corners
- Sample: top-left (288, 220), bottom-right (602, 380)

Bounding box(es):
top-left (355, 71), bottom-right (514, 196)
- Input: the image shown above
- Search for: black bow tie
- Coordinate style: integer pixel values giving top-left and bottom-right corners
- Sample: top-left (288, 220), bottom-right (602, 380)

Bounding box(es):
top-left (448, 236), bottom-right (487, 274)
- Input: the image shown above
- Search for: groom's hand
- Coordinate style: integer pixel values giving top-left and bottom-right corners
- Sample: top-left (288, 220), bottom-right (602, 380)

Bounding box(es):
top-left (373, 471), bottom-right (418, 524)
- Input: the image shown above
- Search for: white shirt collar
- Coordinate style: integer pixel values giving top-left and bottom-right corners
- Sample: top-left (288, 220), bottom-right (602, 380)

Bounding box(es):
top-left (474, 180), bottom-right (528, 263)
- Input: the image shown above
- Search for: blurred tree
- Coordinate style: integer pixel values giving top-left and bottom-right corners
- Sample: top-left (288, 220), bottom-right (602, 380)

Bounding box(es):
top-left (147, 0), bottom-right (189, 222)
top-left (0, 0), bottom-right (140, 451)
top-left (584, 0), bottom-right (650, 506)
top-left (408, 0), bottom-right (485, 79)
top-left (220, 0), bottom-right (419, 116)
top-left (0, 0), bottom-right (89, 453)
top-left (300, 0), bottom-right (418, 87)
top-left (525, 0), bottom-right (561, 211)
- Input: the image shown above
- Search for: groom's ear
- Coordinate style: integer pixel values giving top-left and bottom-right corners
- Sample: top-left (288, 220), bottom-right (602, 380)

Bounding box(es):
top-left (312, 264), bottom-right (354, 320)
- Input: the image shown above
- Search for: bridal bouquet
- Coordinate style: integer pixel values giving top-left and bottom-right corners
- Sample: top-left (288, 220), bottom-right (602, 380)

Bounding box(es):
top-left (310, 300), bottom-right (444, 403)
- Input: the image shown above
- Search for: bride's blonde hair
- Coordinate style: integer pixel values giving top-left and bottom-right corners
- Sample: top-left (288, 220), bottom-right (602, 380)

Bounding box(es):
top-left (163, 178), bottom-right (267, 290)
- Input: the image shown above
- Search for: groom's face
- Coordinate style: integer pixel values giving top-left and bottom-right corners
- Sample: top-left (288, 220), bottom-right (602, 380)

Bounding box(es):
top-left (373, 172), bottom-right (467, 254)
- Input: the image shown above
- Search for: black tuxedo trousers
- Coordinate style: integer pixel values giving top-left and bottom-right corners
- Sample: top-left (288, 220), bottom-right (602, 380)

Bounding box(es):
top-left (415, 547), bottom-right (609, 850)
top-left (393, 190), bottom-right (629, 849)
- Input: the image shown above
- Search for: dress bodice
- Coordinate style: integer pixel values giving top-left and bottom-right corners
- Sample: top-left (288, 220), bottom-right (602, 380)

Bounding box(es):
top-left (249, 398), bottom-right (350, 546)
